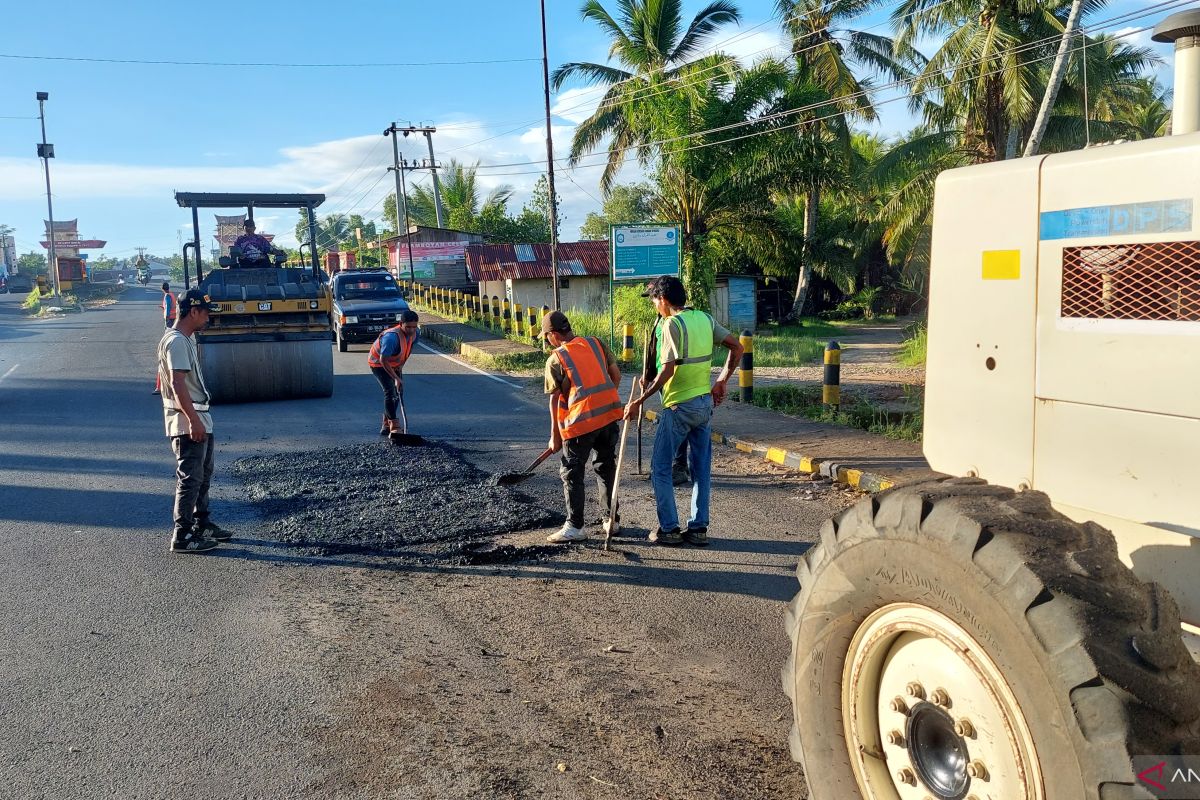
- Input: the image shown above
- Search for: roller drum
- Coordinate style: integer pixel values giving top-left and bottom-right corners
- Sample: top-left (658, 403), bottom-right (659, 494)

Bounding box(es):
top-left (199, 338), bottom-right (334, 403)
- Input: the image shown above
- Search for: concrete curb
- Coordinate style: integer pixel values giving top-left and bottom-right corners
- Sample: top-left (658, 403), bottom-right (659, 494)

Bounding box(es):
top-left (642, 409), bottom-right (896, 493)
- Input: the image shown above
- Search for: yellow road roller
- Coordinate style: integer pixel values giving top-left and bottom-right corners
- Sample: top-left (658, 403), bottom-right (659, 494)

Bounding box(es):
top-left (175, 192), bottom-right (333, 403)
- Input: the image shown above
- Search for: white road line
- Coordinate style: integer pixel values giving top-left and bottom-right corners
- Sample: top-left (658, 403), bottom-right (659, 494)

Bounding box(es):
top-left (415, 342), bottom-right (520, 388)
top-left (0, 363), bottom-right (18, 384)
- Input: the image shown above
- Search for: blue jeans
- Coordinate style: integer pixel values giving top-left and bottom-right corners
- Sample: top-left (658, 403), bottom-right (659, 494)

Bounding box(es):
top-left (651, 394), bottom-right (713, 532)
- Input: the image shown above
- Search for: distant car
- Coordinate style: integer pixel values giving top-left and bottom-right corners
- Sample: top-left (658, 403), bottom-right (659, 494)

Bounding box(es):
top-left (7, 273), bottom-right (33, 294)
top-left (329, 269), bottom-right (410, 352)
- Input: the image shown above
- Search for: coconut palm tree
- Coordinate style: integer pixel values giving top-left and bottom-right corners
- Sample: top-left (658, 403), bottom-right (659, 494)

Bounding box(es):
top-left (552, 0), bottom-right (742, 192)
top-left (407, 161), bottom-right (514, 231)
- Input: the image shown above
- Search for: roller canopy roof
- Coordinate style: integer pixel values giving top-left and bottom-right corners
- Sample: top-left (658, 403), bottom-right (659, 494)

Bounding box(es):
top-left (174, 192), bottom-right (326, 208)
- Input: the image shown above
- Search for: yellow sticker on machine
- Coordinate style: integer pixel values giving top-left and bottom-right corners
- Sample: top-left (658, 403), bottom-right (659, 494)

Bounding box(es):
top-left (982, 250), bottom-right (1021, 280)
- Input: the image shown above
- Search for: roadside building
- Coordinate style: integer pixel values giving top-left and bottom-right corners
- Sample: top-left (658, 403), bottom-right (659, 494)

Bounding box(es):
top-left (466, 241), bottom-right (610, 314)
top-left (381, 225), bottom-right (483, 292)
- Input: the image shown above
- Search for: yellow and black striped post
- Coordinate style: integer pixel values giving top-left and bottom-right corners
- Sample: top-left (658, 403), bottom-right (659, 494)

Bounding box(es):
top-left (481, 294), bottom-right (491, 327)
top-left (432, 286), bottom-right (440, 314)
top-left (541, 305), bottom-right (551, 349)
top-left (457, 290), bottom-right (467, 320)
top-left (823, 340), bottom-right (841, 409)
top-left (622, 323), bottom-right (635, 363)
top-left (491, 296), bottom-right (501, 331)
top-left (473, 294), bottom-right (482, 322)
top-left (739, 330), bottom-right (754, 402)
top-left (513, 302), bottom-right (524, 337)
top-left (502, 299), bottom-right (512, 334)
top-left (528, 306), bottom-right (538, 338)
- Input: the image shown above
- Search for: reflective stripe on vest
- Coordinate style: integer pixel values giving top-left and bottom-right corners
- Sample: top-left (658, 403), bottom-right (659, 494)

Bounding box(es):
top-left (368, 325), bottom-right (416, 370)
top-left (554, 336), bottom-right (623, 439)
top-left (659, 310), bottom-right (715, 408)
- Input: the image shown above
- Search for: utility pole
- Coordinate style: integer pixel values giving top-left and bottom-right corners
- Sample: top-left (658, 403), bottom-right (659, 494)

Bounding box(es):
top-left (393, 125), bottom-right (444, 228)
top-left (384, 123), bottom-right (420, 284)
top-left (36, 91), bottom-right (59, 301)
top-left (540, 0), bottom-right (561, 311)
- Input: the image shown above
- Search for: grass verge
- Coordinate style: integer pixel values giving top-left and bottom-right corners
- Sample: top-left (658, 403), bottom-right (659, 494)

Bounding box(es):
top-left (749, 384), bottom-right (923, 442)
top-left (897, 321), bottom-right (927, 367)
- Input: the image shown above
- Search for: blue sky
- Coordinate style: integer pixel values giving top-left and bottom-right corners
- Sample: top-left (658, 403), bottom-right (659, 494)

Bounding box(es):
top-left (0, 0), bottom-right (1175, 265)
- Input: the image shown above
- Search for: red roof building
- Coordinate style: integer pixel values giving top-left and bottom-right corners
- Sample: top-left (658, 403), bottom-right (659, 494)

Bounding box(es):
top-left (465, 240), bottom-right (612, 316)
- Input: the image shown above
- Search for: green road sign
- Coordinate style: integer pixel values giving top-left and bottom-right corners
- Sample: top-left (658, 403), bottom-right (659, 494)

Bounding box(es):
top-left (610, 223), bottom-right (680, 281)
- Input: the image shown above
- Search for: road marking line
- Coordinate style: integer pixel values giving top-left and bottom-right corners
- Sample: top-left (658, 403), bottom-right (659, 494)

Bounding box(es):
top-left (415, 342), bottom-right (520, 388)
top-left (0, 363), bottom-right (18, 383)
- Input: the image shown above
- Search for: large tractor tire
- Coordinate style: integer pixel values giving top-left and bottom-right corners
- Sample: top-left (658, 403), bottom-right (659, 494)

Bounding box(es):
top-left (783, 477), bottom-right (1200, 800)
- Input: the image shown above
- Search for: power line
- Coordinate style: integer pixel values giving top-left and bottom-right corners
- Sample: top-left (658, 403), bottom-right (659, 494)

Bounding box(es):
top-left (0, 53), bottom-right (541, 69)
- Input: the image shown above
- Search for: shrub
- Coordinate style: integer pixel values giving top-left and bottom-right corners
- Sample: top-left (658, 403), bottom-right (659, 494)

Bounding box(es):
top-left (898, 321), bottom-right (927, 367)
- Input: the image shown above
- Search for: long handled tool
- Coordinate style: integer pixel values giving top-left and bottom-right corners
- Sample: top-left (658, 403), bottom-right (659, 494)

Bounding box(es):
top-left (389, 385), bottom-right (426, 446)
top-left (604, 377), bottom-right (641, 551)
top-left (491, 446), bottom-right (555, 486)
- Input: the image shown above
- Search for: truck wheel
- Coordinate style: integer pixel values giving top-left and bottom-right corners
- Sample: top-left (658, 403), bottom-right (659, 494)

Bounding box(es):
top-left (336, 328), bottom-right (347, 353)
top-left (783, 477), bottom-right (1200, 800)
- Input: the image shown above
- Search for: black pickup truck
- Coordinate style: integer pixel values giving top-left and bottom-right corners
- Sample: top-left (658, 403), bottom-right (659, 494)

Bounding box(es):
top-left (330, 269), bottom-right (411, 352)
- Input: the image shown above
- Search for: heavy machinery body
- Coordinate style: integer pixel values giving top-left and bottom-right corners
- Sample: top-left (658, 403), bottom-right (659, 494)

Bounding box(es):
top-left (56, 256), bottom-right (87, 292)
top-left (175, 192), bottom-right (333, 403)
top-left (924, 134), bottom-right (1200, 626)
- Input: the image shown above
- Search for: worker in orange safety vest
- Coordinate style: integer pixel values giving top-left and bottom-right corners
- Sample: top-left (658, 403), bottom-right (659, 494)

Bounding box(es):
top-left (541, 310), bottom-right (624, 544)
top-left (367, 309), bottom-right (420, 436)
top-left (153, 282), bottom-right (179, 395)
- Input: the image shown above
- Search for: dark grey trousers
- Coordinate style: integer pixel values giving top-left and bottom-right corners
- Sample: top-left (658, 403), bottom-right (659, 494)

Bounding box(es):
top-left (559, 421), bottom-right (620, 529)
top-left (171, 434), bottom-right (215, 538)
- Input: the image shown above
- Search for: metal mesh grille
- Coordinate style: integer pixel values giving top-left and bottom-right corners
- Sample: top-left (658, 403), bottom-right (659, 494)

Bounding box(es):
top-left (1061, 241), bottom-right (1200, 320)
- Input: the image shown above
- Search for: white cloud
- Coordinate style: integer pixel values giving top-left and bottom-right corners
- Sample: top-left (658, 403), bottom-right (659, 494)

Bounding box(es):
top-left (552, 87), bottom-right (605, 124)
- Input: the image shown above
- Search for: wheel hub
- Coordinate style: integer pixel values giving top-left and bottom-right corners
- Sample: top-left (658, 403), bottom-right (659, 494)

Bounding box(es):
top-left (905, 702), bottom-right (969, 799)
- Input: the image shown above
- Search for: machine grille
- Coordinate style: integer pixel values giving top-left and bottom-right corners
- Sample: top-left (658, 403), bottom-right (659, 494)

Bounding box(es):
top-left (1061, 241), bottom-right (1200, 320)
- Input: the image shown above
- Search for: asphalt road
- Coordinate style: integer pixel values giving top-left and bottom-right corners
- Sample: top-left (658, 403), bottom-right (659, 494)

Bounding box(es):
top-left (0, 286), bottom-right (856, 798)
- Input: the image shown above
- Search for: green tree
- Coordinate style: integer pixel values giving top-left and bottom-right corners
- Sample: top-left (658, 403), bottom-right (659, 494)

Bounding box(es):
top-left (552, 0), bottom-right (742, 192)
top-left (408, 161), bottom-right (513, 231)
top-left (17, 251), bottom-right (48, 275)
top-left (579, 182), bottom-right (656, 239)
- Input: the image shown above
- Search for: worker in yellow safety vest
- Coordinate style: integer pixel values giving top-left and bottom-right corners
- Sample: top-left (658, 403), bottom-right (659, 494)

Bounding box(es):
top-left (542, 310), bottom-right (624, 543)
top-left (623, 275), bottom-right (743, 547)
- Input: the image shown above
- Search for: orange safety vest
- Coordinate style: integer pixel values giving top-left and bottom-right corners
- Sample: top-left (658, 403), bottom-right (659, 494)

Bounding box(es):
top-left (553, 336), bottom-right (623, 440)
top-left (368, 325), bottom-right (417, 370)
top-left (163, 292), bottom-right (177, 322)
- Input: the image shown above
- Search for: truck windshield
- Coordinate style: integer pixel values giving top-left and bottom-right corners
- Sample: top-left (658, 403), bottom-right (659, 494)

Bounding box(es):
top-left (337, 277), bottom-right (401, 301)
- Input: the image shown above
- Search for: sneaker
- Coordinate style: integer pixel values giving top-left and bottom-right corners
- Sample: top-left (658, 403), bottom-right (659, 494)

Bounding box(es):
top-left (547, 524), bottom-right (588, 543)
top-left (649, 527), bottom-right (684, 545)
top-left (684, 526), bottom-right (709, 547)
top-left (196, 520), bottom-right (234, 542)
top-left (170, 534), bottom-right (218, 554)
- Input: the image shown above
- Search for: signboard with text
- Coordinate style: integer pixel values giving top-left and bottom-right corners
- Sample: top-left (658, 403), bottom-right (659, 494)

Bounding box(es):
top-left (610, 224), bottom-right (680, 281)
top-left (390, 241), bottom-right (467, 280)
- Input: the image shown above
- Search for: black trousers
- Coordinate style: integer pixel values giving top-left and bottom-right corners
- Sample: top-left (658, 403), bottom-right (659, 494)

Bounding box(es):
top-left (171, 434), bottom-right (215, 538)
top-left (559, 421), bottom-right (620, 529)
top-left (371, 366), bottom-right (401, 420)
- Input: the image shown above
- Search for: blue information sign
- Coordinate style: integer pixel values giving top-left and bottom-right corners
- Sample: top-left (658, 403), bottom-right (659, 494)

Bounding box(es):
top-left (610, 224), bottom-right (681, 280)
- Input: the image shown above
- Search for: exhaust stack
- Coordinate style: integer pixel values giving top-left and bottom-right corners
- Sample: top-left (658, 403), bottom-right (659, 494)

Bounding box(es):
top-left (1153, 10), bottom-right (1200, 135)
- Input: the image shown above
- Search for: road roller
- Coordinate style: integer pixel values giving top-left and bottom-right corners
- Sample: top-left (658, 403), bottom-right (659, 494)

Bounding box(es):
top-left (174, 192), bottom-right (333, 403)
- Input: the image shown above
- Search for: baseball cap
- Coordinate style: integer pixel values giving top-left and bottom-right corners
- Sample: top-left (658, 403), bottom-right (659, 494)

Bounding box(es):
top-left (178, 289), bottom-right (221, 314)
top-left (538, 309), bottom-right (572, 338)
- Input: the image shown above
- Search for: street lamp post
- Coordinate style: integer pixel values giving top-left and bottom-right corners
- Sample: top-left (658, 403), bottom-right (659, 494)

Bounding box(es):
top-left (36, 91), bottom-right (60, 301)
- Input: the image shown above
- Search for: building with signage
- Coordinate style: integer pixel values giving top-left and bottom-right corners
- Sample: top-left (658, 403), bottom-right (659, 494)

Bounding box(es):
top-left (381, 225), bottom-right (482, 291)
top-left (41, 219), bottom-right (106, 267)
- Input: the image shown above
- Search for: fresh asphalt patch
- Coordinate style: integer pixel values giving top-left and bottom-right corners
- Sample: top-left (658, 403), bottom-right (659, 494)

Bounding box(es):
top-left (231, 442), bottom-right (561, 562)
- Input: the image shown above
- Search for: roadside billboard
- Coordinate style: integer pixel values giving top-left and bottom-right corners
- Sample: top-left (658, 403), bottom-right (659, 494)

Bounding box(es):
top-left (610, 224), bottom-right (681, 281)
top-left (391, 241), bottom-right (467, 280)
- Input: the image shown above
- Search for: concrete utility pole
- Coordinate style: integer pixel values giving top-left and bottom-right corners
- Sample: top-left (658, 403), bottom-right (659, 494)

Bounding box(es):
top-left (540, 0), bottom-right (561, 311)
top-left (393, 125), bottom-right (444, 228)
top-left (384, 123), bottom-right (421, 283)
top-left (36, 91), bottom-right (59, 300)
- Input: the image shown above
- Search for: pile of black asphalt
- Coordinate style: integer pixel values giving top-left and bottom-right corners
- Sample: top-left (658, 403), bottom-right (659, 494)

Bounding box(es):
top-left (231, 441), bottom-right (561, 563)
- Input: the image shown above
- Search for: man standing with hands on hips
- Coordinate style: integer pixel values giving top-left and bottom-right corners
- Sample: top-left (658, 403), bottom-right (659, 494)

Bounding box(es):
top-left (157, 289), bottom-right (234, 554)
top-left (623, 275), bottom-right (743, 547)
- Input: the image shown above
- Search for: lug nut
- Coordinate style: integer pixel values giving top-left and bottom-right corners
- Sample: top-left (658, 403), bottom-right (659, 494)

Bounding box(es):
top-left (966, 761), bottom-right (989, 780)
top-left (930, 688), bottom-right (951, 707)
top-left (896, 768), bottom-right (917, 786)
top-left (890, 696), bottom-right (909, 715)
top-left (886, 730), bottom-right (905, 746)
top-left (905, 682), bottom-right (926, 700)
top-left (954, 718), bottom-right (975, 737)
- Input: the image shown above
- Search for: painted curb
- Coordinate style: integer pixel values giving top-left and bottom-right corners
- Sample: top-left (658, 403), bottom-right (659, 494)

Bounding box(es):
top-left (642, 409), bottom-right (896, 493)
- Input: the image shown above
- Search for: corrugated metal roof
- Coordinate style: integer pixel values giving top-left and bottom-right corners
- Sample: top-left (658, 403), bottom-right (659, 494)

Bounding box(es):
top-left (466, 241), bottom-right (610, 282)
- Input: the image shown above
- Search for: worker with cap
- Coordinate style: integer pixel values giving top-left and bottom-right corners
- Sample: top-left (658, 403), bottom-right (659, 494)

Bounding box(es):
top-left (152, 281), bottom-right (178, 395)
top-left (232, 218), bottom-right (279, 267)
top-left (368, 309), bottom-right (420, 437)
top-left (542, 309), bottom-right (625, 543)
top-left (623, 275), bottom-right (743, 547)
top-left (157, 289), bottom-right (234, 554)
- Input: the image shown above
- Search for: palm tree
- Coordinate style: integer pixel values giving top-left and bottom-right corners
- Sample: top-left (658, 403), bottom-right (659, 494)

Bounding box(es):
top-left (407, 160), bottom-right (514, 230)
top-left (552, 0), bottom-right (742, 192)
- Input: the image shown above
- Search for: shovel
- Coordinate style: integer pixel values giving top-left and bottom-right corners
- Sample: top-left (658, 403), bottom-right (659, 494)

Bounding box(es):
top-left (491, 446), bottom-right (556, 486)
top-left (389, 389), bottom-right (426, 446)
top-left (604, 377), bottom-right (642, 551)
